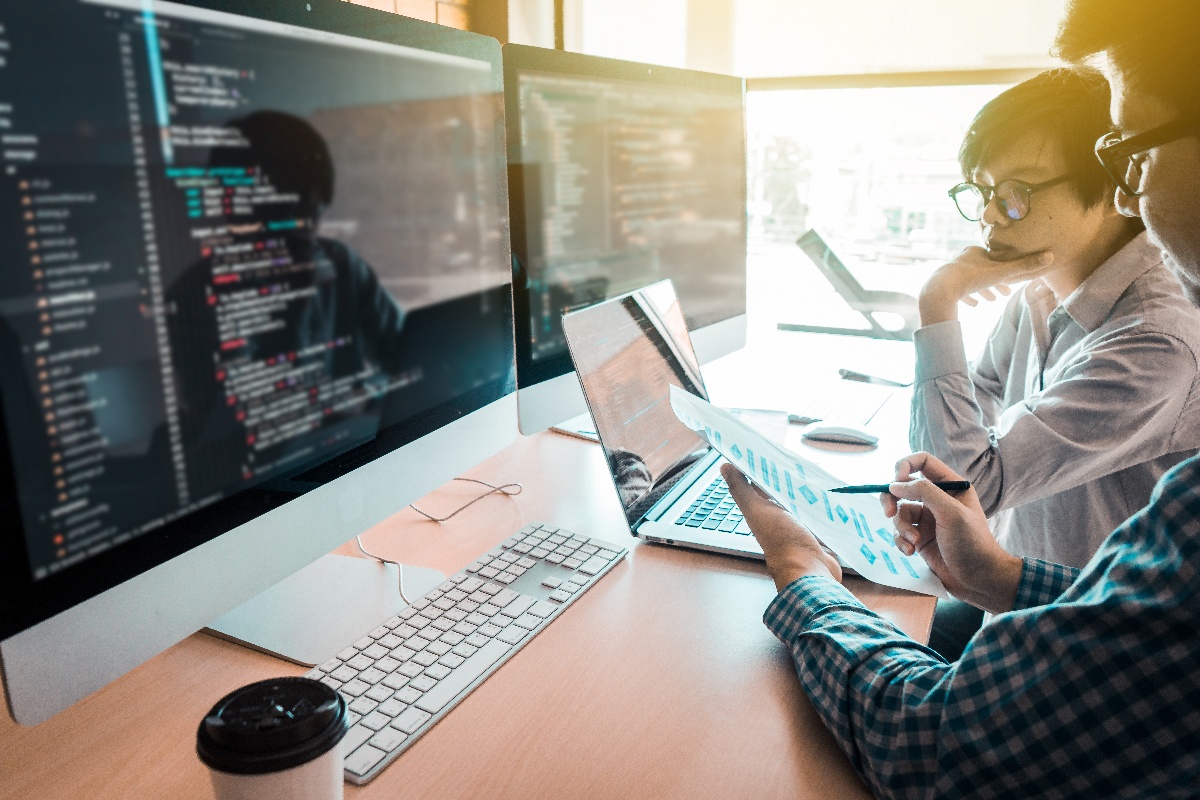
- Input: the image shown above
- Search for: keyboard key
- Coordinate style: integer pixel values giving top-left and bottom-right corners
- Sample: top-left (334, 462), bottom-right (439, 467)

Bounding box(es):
top-left (395, 686), bottom-right (423, 704)
top-left (412, 651), bottom-right (438, 667)
top-left (331, 666), bottom-right (358, 683)
top-left (415, 639), bottom-right (510, 714)
top-left (530, 547), bottom-right (551, 559)
top-left (514, 613), bottom-right (541, 629)
top-left (346, 744), bottom-right (386, 777)
top-left (562, 582), bottom-right (583, 594)
top-left (398, 608), bottom-right (419, 620)
top-left (376, 698), bottom-right (408, 717)
top-left (459, 577), bottom-right (484, 593)
top-left (456, 599), bottom-right (480, 613)
top-left (369, 727), bottom-right (407, 753)
top-left (347, 654), bottom-right (374, 671)
top-left (429, 618), bottom-right (455, 632)
top-left (439, 631), bottom-right (465, 646)
top-left (361, 711), bottom-right (391, 731)
top-left (389, 646), bottom-right (416, 663)
top-left (452, 643), bottom-right (479, 658)
top-left (391, 707), bottom-right (432, 735)
top-left (354, 636), bottom-right (375, 650)
top-left (393, 624), bottom-right (418, 640)
top-left (381, 672), bottom-right (410, 691)
top-left (718, 518), bottom-right (739, 532)
top-left (445, 589), bottom-right (467, 602)
top-left (347, 711), bottom-right (361, 727)
top-left (425, 664), bottom-right (452, 680)
top-left (343, 724), bottom-right (374, 754)
top-left (377, 634), bottom-right (402, 650)
top-left (319, 676), bottom-right (343, 692)
top-left (439, 653), bottom-right (465, 669)
top-left (409, 675), bottom-right (438, 692)
top-left (517, 557), bottom-right (538, 569)
top-left (452, 622), bottom-right (477, 637)
top-left (365, 684), bottom-right (394, 703)
top-left (577, 556), bottom-right (607, 576)
top-left (541, 577), bottom-right (562, 589)
top-left (563, 557), bottom-right (583, 569)
top-left (465, 633), bottom-right (489, 647)
top-left (375, 656), bottom-right (400, 674)
top-left (398, 662), bottom-right (424, 678)
top-left (528, 601), bottom-right (557, 618)
top-left (337, 647), bottom-right (358, 662)
top-left (340, 679), bottom-right (370, 697)
top-left (598, 549), bottom-right (620, 561)
top-left (350, 697), bottom-right (379, 715)
top-left (495, 572), bottom-right (517, 585)
top-left (549, 590), bottom-right (571, 603)
top-left (359, 667), bottom-right (386, 685)
top-left (497, 625), bottom-right (527, 645)
top-left (478, 623), bottom-right (502, 637)
top-left (426, 640), bottom-right (452, 656)
top-left (479, 582), bottom-right (502, 596)
top-left (477, 603), bottom-right (501, 617)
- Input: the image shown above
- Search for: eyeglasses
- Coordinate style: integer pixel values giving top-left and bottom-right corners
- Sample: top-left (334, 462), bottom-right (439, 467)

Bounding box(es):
top-left (948, 175), bottom-right (1074, 223)
top-left (1095, 116), bottom-right (1198, 197)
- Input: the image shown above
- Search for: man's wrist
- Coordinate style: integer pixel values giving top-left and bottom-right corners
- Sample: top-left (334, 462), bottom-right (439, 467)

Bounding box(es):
top-left (971, 553), bottom-right (1024, 614)
top-left (918, 281), bottom-right (960, 326)
top-left (770, 557), bottom-right (835, 593)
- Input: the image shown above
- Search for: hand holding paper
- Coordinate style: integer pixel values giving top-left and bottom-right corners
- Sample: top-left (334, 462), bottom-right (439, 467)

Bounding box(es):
top-left (669, 386), bottom-right (948, 598)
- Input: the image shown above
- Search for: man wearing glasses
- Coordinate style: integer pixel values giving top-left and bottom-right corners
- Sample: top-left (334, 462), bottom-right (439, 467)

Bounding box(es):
top-left (723, 1), bottom-right (1200, 796)
top-left (910, 68), bottom-right (1200, 659)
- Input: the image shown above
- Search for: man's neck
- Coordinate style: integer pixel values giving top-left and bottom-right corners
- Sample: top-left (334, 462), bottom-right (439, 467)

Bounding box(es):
top-left (1042, 224), bottom-right (1139, 301)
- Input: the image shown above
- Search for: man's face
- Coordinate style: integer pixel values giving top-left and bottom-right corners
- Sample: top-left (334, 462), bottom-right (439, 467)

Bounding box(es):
top-left (1109, 69), bottom-right (1200, 304)
top-left (972, 132), bottom-right (1117, 269)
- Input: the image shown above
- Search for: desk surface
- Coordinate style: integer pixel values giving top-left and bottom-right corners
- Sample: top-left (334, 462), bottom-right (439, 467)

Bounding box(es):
top-left (0, 422), bottom-right (933, 800)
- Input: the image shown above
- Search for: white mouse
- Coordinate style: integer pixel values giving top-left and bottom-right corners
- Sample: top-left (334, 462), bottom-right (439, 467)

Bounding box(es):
top-left (800, 423), bottom-right (879, 447)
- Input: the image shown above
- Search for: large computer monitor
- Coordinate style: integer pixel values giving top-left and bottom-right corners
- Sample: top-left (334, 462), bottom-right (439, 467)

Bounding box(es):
top-left (0, 0), bottom-right (516, 725)
top-left (503, 44), bottom-right (747, 434)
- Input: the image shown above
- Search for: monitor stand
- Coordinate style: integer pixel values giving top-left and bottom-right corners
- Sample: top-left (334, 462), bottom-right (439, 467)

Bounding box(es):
top-left (550, 410), bottom-right (600, 443)
top-left (204, 554), bottom-right (444, 666)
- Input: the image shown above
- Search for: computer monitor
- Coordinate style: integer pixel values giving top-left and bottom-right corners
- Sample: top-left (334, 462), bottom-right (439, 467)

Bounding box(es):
top-left (0, 0), bottom-right (516, 725)
top-left (503, 44), bottom-right (747, 435)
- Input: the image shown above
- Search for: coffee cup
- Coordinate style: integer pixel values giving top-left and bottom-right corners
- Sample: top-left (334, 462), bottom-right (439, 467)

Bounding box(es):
top-left (197, 676), bottom-right (348, 800)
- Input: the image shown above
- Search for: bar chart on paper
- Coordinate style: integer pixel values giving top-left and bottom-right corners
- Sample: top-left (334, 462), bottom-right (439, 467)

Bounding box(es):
top-left (669, 386), bottom-right (948, 598)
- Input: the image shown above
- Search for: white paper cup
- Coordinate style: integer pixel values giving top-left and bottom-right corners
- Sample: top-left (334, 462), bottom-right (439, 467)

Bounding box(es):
top-left (197, 677), bottom-right (348, 800)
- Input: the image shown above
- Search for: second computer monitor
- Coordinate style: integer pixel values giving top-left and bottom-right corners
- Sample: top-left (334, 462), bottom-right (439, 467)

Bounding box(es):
top-left (503, 45), bottom-right (747, 434)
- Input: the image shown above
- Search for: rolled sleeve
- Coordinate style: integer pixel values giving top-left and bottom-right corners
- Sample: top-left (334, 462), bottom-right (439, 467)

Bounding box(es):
top-left (913, 321), bottom-right (970, 384)
top-left (1011, 557), bottom-right (1079, 610)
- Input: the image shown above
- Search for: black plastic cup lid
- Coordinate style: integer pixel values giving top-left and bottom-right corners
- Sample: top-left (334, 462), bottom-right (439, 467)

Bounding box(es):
top-left (196, 676), bottom-right (348, 775)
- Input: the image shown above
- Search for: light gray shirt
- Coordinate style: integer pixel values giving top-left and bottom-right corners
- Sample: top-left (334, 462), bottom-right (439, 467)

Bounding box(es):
top-left (910, 233), bottom-right (1200, 567)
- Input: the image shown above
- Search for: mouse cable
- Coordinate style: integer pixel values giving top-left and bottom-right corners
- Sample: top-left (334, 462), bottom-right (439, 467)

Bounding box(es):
top-left (355, 477), bottom-right (523, 604)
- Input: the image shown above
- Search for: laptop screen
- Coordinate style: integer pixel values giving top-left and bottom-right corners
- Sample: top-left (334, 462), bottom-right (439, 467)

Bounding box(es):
top-left (562, 280), bottom-right (712, 525)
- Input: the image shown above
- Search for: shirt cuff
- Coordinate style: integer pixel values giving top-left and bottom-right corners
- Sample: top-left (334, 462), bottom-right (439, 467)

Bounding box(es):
top-left (763, 575), bottom-right (869, 641)
top-left (1012, 557), bottom-right (1080, 610)
top-left (913, 321), bottom-right (969, 384)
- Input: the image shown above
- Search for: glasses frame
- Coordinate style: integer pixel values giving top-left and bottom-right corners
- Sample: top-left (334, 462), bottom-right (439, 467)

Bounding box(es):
top-left (948, 174), bottom-right (1074, 223)
top-left (1095, 116), bottom-right (1199, 198)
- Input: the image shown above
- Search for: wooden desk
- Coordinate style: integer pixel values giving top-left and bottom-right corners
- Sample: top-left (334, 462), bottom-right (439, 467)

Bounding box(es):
top-left (0, 429), bottom-right (933, 800)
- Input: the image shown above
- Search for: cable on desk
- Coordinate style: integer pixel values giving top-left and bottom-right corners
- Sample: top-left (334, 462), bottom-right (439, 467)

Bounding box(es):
top-left (409, 477), bottom-right (523, 522)
top-left (355, 478), bottom-right (524, 604)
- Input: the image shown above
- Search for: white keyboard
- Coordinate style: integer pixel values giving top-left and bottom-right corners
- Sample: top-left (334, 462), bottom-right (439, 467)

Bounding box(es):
top-left (304, 523), bottom-right (628, 784)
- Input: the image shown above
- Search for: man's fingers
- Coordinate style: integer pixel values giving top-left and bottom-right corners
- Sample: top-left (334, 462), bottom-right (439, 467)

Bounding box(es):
top-left (893, 451), bottom-right (965, 484)
top-left (721, 463), bottom-right (772, 509)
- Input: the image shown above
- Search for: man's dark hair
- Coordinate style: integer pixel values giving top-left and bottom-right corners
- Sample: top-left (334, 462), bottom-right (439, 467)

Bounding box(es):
top-left (959, 68), bottom-right (1124, 212)
top-left (1055, 0), bottom-right (1200, 116)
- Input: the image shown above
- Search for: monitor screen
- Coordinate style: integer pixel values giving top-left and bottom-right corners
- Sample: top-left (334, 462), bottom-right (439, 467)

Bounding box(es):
top-left (0, 0), bottom-right (513, 639)
top-left (504, 45), bottom-right (746, 390)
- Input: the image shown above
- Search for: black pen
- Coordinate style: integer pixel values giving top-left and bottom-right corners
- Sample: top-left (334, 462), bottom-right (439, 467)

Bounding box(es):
top-left (830, 481), bottom-right (971, 494)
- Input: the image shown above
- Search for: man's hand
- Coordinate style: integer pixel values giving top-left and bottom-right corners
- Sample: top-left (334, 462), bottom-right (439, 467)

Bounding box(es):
top-left (882, 452), bottom-right (1023, 613)
top-left (918, 247), bottom-right (1054, 326)
top-left (721, 463), bottom-right (842, 592)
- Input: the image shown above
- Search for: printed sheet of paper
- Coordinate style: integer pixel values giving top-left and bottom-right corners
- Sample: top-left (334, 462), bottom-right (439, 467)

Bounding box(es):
top-left (670, 386), bottom-right (948, 598)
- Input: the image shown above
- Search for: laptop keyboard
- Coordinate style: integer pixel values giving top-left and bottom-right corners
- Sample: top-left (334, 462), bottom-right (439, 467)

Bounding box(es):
top-left (673, 478), bottom-right (751, 534)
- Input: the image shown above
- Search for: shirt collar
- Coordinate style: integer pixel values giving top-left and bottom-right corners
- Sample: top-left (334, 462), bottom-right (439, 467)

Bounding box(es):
top-left (1055, 232), bottom-right (1162, 333)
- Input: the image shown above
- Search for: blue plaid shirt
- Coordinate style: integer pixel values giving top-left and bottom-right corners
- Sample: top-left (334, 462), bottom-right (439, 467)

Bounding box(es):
top-left (765, 455), bottom-right (1200, 799)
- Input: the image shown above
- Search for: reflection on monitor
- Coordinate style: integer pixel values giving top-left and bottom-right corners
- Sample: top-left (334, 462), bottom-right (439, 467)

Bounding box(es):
top-left (0, 0), bottom-right (514, 725)
top-left (504, 44), bottom-right (747, 434)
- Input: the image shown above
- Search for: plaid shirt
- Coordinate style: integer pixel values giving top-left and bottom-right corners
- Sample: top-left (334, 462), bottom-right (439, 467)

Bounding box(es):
top-left (765, 455), bottom-right (1200, 799)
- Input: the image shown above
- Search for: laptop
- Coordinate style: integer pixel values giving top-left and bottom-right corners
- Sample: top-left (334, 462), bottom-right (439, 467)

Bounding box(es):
top-left (561, 280), bottom-right (763, 559)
